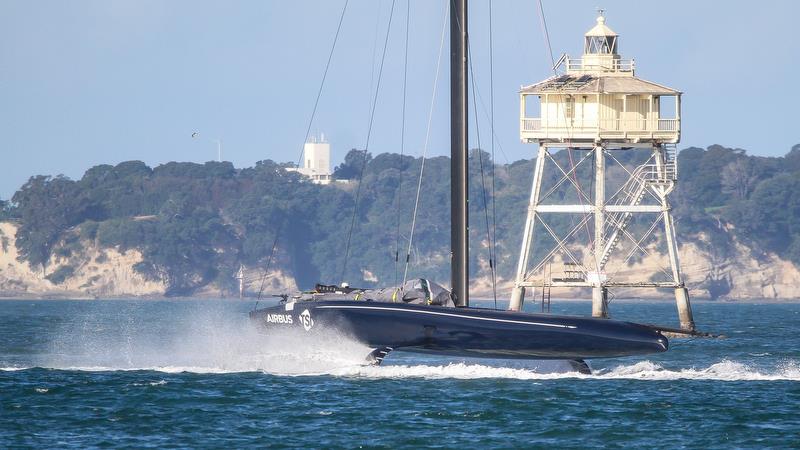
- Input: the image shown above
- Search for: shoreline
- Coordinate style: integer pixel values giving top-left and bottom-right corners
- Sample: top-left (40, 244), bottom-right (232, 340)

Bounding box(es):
top-left (1, 295), bottom-right (798, 303)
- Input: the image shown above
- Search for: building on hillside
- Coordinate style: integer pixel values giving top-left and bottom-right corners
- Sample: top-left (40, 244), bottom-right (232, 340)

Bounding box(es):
top-left (286, 134), bottom-right (332, 185)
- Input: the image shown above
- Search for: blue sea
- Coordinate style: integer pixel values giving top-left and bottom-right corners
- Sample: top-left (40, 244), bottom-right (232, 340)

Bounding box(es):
top-left (1, 299), bottom-right (798, 448)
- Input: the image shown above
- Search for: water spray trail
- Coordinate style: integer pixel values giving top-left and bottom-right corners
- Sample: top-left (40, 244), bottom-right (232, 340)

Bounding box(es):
top-left (34, 304), bottom-right (373, 375)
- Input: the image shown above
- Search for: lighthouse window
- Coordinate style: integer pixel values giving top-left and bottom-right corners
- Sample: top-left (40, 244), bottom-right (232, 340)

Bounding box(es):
top-left (585, 36), bottom-right (617, 54)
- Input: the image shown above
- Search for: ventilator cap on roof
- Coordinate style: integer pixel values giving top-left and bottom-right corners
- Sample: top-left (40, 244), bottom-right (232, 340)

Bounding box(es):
top-left (585, 13), bottom-right (618, 37)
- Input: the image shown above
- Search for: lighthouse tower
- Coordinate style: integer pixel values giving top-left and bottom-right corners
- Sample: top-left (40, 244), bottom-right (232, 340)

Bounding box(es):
top-left (509, 12), bottom-right (694, 331)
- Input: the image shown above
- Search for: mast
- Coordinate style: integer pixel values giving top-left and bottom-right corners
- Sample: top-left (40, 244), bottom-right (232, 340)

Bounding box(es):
top-left (450, 0), bottom-right (469, 307)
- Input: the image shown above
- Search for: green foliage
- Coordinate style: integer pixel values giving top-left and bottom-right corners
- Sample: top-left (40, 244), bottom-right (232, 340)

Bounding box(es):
top-left (785, 144), bottom-right (800, 173)
top-left (80, 221), bottom-right (100, 241)
top-left (12, 175), bottom-right (84, 267)
top-left (46, 265), bottom-right (75, 285)
top-left (723, 172), bottom-right (800, 261)
top-left (672, 145), bottom-right (800, 265)
top-left (0, 199), bottom-right (10, 220)
top-left (333, 149), bottom-right (371, 180)
top-left (6, 143), bottom-right (800, 294)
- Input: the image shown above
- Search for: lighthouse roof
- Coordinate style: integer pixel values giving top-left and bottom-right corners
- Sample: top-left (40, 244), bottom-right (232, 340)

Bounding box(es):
top-left (585, 15), bottom-right (618, 37)
top-left (520, 74), bottom-right (680, 95)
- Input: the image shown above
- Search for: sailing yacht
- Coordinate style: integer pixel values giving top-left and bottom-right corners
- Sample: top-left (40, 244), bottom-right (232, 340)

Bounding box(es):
top-left (250, 1), bottom-right (669, 372)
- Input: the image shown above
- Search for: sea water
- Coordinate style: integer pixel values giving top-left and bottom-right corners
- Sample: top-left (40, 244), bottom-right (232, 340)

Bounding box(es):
top-left (1, 299), bottom-right (798, 448)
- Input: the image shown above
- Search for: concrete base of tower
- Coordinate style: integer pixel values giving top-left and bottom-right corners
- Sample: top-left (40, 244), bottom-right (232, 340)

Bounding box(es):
top-left (675, 287), bottom-right (695, 331)
top-left (592, 286), bottom-right (608, 318)
top-left (509, 286), bottom-right (525, 312)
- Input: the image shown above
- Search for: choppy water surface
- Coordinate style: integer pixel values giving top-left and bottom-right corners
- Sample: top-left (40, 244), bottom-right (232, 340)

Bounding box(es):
top-left (1, 299), bottom-right (798, 448)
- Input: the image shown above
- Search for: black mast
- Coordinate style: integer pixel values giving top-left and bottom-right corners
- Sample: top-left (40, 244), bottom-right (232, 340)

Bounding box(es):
top-left (450, 0), bottom-right (468, 308)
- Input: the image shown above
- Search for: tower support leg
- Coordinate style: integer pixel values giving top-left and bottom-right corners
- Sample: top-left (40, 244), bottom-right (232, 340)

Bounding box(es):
top-left (592, 286), bottom-right (608, 318)
top-left (509, 287), bottom-right (525, 312)
top-left (510, 144), bottom-right (547, 311)
top-left (675, 287), bottom-right (695, 331)
top-left (591, 144), bottom-right (607, 318)
top-left (661, 181), bottom-right (695, 331)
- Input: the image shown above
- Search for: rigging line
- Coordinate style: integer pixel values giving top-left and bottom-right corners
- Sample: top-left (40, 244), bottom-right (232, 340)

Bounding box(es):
top-left (296, 0), bottom-right (350, 168)
top-left (488, 0), bottom-right (498, 309)
top-left (536, 0), bottom-right (556, 72)
top-left (556, 146), bottom-right (596, 274)
top-left (341, 0), bottom-right (397, 283)
top-left (565, 146), bottom-right (596, 272)
top-left (572, 147), bottom-right (595, 258)
top-left (535, 0), bottom-right (594, 271)
top-left (367, 1), bottom-right (384, 121)
top-left (450, 2), bottom-right (505, 166)
top-left (470, 81), bottom-right (510, 164)
top-left (466, 25), bottom-right (496, 308)
top-left (589, 147), bottom-right (597, 250)
top-left (402, 0), bottom-right (449, 287)
top-left (559, 79), bottom-right (592, 263)
top-left (255, 223), bottom-right (283, 302)
top-left (394, 0), bottom-right (411, 288)
top-left (545, 64), bottom-right (594, 271)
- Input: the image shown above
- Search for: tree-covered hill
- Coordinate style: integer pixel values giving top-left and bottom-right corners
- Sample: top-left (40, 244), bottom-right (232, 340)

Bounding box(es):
top-left (2, 143), bottom-right (799, 296)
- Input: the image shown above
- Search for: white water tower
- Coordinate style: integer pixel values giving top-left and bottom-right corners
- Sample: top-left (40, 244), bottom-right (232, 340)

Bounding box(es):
top-left (510, 12), bottom-right (694, 331)
top-left (287, 133), bottom-right (332, 185)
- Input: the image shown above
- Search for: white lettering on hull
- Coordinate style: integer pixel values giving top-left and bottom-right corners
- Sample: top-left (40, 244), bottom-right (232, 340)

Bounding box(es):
top-left (264, 314), bottom-right (294, 324)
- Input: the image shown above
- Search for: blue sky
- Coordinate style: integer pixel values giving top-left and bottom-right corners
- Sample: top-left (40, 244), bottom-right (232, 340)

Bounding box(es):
top-left (1, 0), bottom-right (798, 198)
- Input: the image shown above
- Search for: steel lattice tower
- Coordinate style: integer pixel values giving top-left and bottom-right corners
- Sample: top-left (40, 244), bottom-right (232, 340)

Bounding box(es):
top-left (509, 13), bottom-right (694, 331)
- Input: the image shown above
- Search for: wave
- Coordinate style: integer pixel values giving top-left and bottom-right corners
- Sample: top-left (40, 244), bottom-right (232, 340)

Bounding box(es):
top-left (4, 360), bottom-right (799, 382)
top-left (328, 359), bottom-right (800, 381)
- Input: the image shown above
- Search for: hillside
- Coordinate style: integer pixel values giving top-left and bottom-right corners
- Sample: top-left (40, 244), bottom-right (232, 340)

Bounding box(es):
top-left (1, 144), bottom-right (799, 299)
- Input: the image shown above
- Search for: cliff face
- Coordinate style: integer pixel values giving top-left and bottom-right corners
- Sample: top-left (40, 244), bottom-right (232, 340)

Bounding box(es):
top-left (1, 221), bottom-right (798, 300)
top-left (465, 227), bottom-right (800, 301)
top-left (477, 232), bottom-right (800, 301)
top-left (599, 236), bottom-right (800, 300)
top-left (0, 222), bottom-right (297, 299)
top-left (0, 222), bottom-right (166, 298)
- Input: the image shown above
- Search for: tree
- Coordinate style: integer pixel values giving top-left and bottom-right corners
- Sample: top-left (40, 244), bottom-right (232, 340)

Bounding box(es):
top-left (333, 149), bottom-right (371, 180)
top-left (678, 145), bottom-right (741, 207)
top-left (720, 157), bottom-right (758, 200)
top-left (11, 175), bottom-right (83, 267)
top-left (786, 144), bottom-right (800, 173)
top-left (723, 172), bottom-right (800, 263)
top-left (0, 199), bottom-right (10, 220)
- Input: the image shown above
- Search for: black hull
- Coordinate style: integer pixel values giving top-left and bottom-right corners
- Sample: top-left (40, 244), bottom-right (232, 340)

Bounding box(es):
top-left (250, 301), bottom-right (667, 360)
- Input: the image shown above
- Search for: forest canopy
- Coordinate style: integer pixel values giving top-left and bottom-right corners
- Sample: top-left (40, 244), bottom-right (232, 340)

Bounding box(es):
top-left (2, 144), bottom-right (799, 296)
